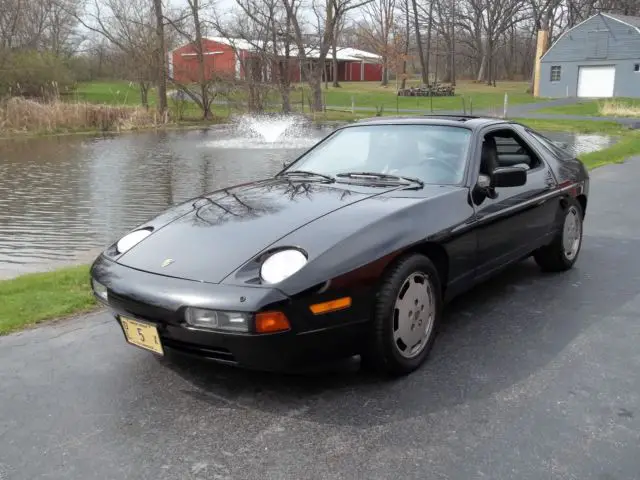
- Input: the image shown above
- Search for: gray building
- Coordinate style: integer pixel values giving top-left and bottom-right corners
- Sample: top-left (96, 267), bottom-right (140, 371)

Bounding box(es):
top-left (539, 13), bottom-right (640, 98)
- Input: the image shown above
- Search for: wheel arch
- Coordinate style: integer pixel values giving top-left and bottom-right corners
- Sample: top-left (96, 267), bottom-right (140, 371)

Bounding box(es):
top-left (380, 242), bottom-right (450, 298)
top-left (576, 194), bottom-right (587, 215)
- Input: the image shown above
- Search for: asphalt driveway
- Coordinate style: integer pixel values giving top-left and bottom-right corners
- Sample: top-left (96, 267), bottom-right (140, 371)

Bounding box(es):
top-left (2, 158), bottom-right (640, 480)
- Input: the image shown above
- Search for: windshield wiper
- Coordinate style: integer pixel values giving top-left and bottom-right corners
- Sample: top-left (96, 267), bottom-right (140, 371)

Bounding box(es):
top-left (278, 170), bottom-right (335, 182)
top-left (335, 171), bottom-right (424, 187)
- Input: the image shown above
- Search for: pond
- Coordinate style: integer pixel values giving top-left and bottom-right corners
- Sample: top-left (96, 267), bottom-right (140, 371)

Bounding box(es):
top-left (0, 121), bottom-right (617, 279)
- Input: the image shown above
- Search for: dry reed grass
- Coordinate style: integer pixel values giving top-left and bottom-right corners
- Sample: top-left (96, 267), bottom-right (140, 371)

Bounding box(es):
top-left (0, 97), bottom-right (164, 134)
top-left (599, 100), bottom-right (640, 118)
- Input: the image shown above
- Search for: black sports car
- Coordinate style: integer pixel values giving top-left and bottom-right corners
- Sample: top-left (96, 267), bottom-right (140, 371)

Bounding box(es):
top-left (90, 115), bottom-right (589, 376)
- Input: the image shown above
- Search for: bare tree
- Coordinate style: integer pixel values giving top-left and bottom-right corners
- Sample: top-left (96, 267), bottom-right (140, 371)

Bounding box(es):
top-left (359, 0), bottom-right (396, 86)
top-left (399, 0), bottom-right (410, 88)
top-left (283, 0), bottom-right (374, 112)
top-left (165, 0), bottom-right (228, 119)
top-left (331, 14), bottom-right (346, 87)
top-left (410, 0), bottom-right (428, 84)
top-left (73, 0), bottom-right (158, 107)
top-left (0, 0), bottom-right (83, 56)
top-left (455, 0), bottom-right (526, 84)
top-left (228, 0), bottom-right (297, 111)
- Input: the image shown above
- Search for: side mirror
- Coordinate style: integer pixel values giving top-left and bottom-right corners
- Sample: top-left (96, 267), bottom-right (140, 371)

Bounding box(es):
top-left (492, 166), bottom-right (527, 188)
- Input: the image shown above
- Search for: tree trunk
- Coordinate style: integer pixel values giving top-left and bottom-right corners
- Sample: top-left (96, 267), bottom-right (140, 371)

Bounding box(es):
top-left (152, 0), bottom-right (167, 118)
top-left (323, 63), bottom-right (328, 90)
top-left (411, 0), bottom-right (428, 84)
top-left (191, 0), bottom-right (211, 119)
top-left (400, 0), bottom-right (410, 89)
top-left (425, 0), bottom-right (434, 84)
top-left (476, 54), bottom-right (486, 82)
top-left (332, 41), bottom-right (340, 88)
top-left (381, 57), bottom-right (389, 86)
top-left (311, 72), bottom-right (323, 112)
top-left (278, 21), bottom-right (293, 113)
top-left (281, 85), bottom-right (291, 113)
top-left (486, 38), bottom-right (494, 86)
top-left (450, 4), bottom-right (456, 86)
top-left (139, 81), bottom-right (149, 108)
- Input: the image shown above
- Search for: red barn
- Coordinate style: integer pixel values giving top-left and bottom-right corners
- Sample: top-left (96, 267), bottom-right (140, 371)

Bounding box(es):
top-left (169, 37), bottom-right (383, 84)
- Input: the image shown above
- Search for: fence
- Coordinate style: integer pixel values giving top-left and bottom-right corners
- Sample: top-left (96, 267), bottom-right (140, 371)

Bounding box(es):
top-left (178, 86), bottom-right (513, 120)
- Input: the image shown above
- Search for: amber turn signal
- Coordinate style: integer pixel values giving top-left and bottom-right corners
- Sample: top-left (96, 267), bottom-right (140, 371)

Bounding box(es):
top-left (309, 296), bottom-right (352, 315)
top-left (255, 311), bottom-right (291, 333)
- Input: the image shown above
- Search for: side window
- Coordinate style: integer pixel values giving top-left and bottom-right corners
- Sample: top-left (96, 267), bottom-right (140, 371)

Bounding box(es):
top-left (488, 129), bottom-right (542, 170)
top-left (550, 65), bottom-right (561, 82)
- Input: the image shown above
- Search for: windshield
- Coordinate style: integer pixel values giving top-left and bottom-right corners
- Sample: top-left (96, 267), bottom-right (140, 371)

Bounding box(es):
top-left (285, 124), bottom-right (472, 185)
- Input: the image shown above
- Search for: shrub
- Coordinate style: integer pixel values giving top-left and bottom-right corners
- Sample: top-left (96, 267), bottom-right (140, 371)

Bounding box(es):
top-left (0, 50), bottom-right (76, 99)
top-left (599, 100), bottom-right (640, 118)
top-left (0, 97), bottom-right (161, 134)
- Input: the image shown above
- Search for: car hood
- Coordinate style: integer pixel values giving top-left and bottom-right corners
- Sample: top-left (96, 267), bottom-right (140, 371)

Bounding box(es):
top-left (115, 178), bottom-right (403, 283)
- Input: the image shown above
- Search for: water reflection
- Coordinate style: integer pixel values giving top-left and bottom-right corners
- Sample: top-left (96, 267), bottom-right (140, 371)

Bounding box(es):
top-left (543, 131), bottom-right (618, 156)
top-left (0, 128), bottom-right (328, 278)
top-left (0, 127), bottom-right (616, 279)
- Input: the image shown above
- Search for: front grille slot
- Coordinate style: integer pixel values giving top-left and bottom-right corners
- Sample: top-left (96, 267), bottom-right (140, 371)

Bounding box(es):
top-left (108, 291), bottom-right (175, 323)
top-left (160, 337), bottom-right (236, 363)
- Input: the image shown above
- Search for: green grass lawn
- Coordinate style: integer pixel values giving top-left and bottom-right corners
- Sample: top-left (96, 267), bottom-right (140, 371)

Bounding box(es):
top-left (0, 265), bottom-right (97, 335)
top-left (580, 135), bottom-right (640, 169)
top-left (536, 98), bottom-right (640, 117)
top-left (294, 80), bottom-right (544, 112)
top-left (68, 81), bottom-right (156, 105)
top-left (74, 79), bottom-right (542, 113)
top-left (512, 118), bottom-right (630, 134)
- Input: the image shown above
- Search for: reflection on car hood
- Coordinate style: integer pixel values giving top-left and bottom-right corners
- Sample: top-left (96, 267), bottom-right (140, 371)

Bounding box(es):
top-left (116, 177), bottom-right (402, 283)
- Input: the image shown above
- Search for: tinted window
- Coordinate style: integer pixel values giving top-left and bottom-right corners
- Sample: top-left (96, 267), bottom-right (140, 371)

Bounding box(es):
top-left (288, 124), bottom-right (472, 185)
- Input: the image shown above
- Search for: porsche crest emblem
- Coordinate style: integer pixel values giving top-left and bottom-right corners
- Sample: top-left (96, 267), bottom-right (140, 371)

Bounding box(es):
top-left (161, 258), bottom-right (174, 268)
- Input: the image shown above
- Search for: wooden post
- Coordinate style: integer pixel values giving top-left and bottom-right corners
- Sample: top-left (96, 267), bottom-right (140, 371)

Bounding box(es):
top-left (533, 30), bottom-right (549, 98)
top-left (503, 93), bottom-right (508, 118)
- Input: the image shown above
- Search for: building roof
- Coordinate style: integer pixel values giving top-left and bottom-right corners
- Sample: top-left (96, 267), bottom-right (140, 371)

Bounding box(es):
top-left (540, 11), bottom-right (640, 62)
top-left (200, 36), bottom-right (381, 61)
top-left (603, 13), bottom-right (640, 30)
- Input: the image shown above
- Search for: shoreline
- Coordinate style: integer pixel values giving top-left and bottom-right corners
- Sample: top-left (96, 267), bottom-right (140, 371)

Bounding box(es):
top-left (0, 119), bottom-right (229, 141)
top-left (0, 114), bottom-right (353, 141)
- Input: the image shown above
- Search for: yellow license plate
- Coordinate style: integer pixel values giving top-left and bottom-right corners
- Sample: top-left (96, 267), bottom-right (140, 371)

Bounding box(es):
top-left (120, 317), bottom-right (164, 355)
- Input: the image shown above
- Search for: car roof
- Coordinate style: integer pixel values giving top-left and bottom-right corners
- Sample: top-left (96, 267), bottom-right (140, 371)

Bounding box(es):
top-left (350, 115), bottom-right (511, 131)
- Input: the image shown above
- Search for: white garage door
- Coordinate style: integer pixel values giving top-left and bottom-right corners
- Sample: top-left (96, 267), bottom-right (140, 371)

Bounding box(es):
top-left (577, 66), bottom-right (616, 98)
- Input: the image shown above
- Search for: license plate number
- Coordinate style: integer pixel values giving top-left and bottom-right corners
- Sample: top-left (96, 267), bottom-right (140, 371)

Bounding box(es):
top-left (120, 317), bottom-right (164, 355)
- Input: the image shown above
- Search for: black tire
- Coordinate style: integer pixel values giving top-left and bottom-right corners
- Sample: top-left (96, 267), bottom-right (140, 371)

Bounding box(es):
top-left (534, 198), bottom-right (584, 272)
top-left (361, 254), bottom-right (442, 376)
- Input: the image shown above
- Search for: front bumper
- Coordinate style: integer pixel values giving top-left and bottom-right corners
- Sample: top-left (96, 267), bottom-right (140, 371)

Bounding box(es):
top-left (91, 255), bottom-right (372, 371)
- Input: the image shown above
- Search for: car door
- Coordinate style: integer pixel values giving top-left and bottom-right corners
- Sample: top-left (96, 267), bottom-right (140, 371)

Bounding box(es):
top-left (471, 125), bottom-right (559, 280)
